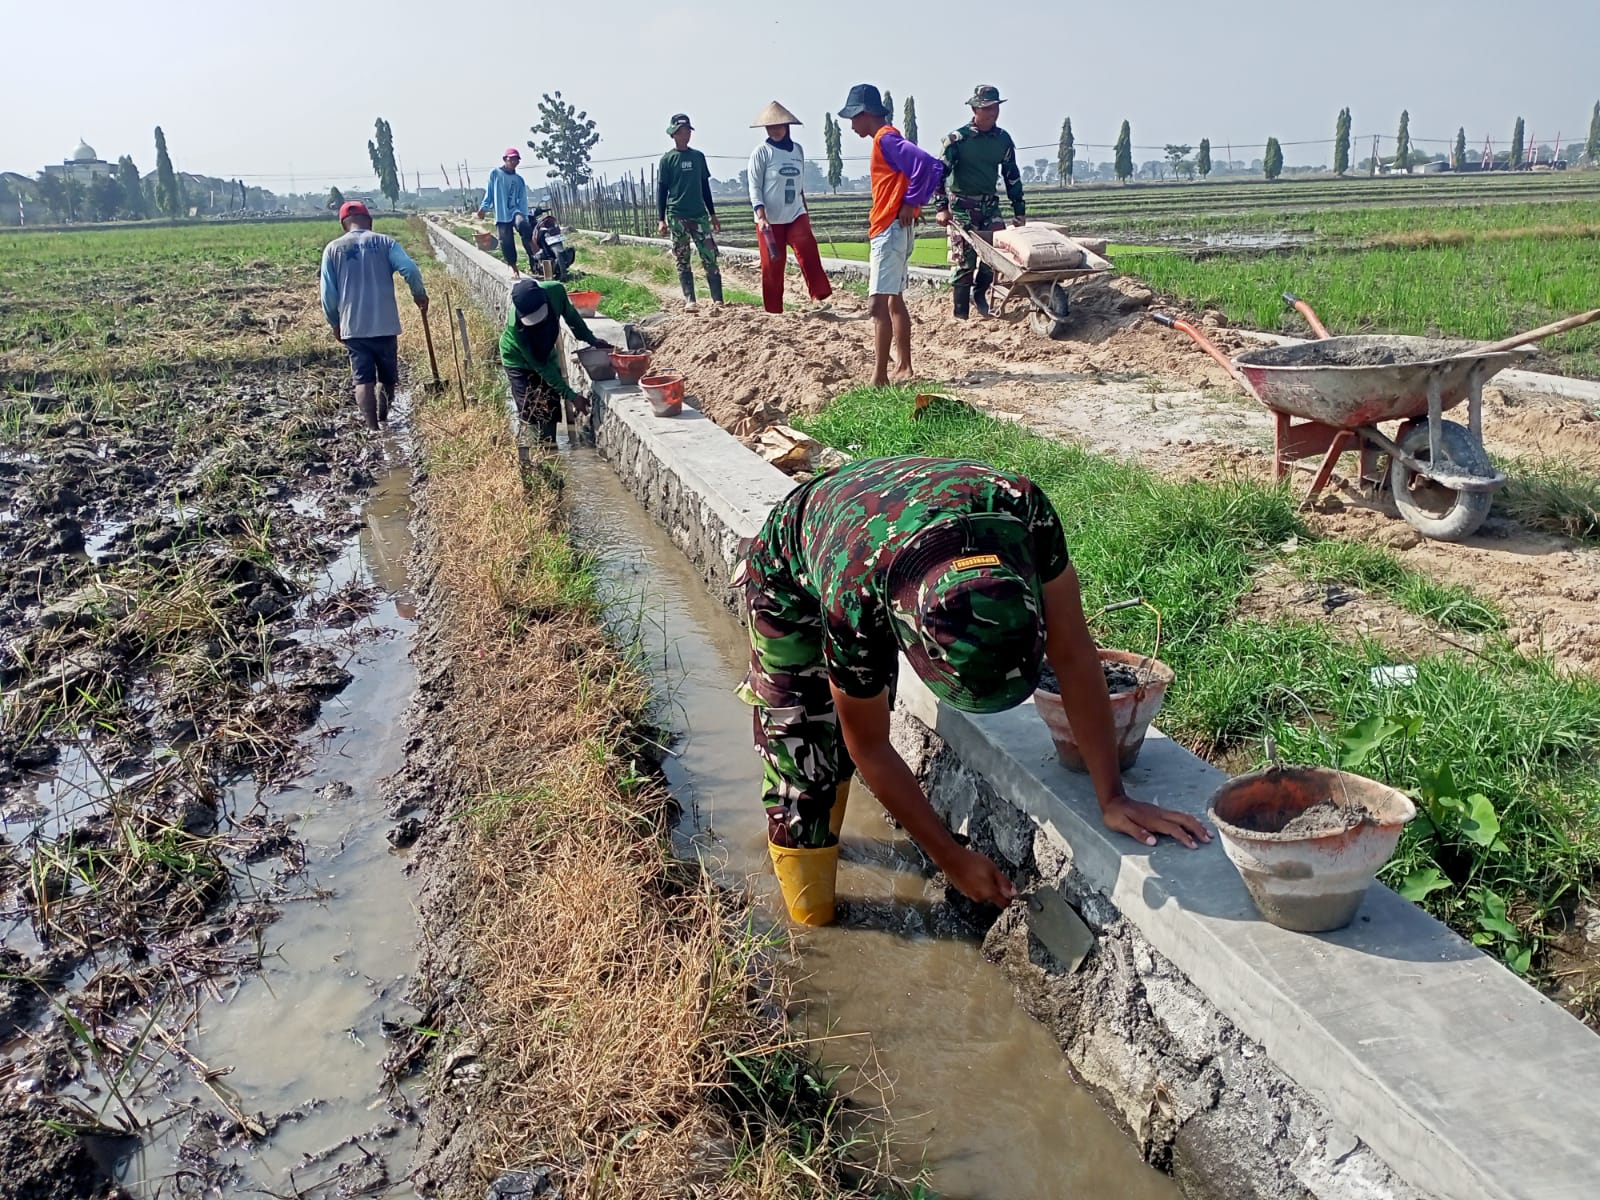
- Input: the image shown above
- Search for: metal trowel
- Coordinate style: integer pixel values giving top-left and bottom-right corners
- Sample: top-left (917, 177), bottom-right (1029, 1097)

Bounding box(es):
top-left (1024, 886), bottom-right (1095, 972)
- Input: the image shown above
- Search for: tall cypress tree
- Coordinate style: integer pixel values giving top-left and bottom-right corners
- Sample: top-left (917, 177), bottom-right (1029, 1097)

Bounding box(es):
top-left (1394, 110), bottom-right (1411, 171)
top-left (903, 96), bottom-right (918, 145)
top-left (1264, 137), bottom-right (1284, 180)
top-left (153, 126), bottom-right (181, 216)
top-left (368, 118), bottom-right (401, 207)
top-left (1511, 116), bottom-right (1526, 168)
top-left (1587, 102), bottom-right (1600, 168)
top-left (1334, 108), bottom-right (1351, 176)
top-left (1113, 120), bottom-right (1133, 183)
top-left (1058, 117), bottom-right (1075, 187)
top-left (1197, 138), bottom-right (1212, 178)
top-left (115, 156), bottom-right (144, 218)
top-left (882, 91), bottom-right (894, 125)
top-left (1454, 127), bottom-right (1468, 170)
top-left (824, 114), bottom-right (843, 193)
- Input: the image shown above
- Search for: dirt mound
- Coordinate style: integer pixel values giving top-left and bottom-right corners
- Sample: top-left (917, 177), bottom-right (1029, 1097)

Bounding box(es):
top-left (648, 275), bottom-right (1246, 437)
top-left (649, 304), bottom-right (875, 435)
top-left (1482, 387), bottom-right (1600, 469)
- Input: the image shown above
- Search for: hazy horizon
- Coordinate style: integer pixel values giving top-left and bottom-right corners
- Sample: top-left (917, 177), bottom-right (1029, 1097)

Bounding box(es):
top-left (5, 0), bottom-right (1597, 194)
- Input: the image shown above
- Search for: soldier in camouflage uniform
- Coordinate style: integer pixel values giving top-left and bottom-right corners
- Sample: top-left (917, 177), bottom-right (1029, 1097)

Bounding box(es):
top-left (736, 455), bottom-right (1210, 922)
top-left (935, 84), bottom-right (1027, 320)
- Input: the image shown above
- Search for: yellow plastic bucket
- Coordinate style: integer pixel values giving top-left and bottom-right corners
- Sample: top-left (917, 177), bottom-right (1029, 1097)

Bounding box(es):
top-left (767, 841), bottom-right (840, 926)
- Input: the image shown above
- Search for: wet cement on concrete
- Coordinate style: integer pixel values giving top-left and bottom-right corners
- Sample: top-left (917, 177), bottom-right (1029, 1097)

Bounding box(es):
top-left (564, 447), bottom-right (1176, 1199)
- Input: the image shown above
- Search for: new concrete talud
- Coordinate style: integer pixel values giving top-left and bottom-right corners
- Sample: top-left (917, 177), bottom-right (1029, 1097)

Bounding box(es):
top-left (424, 217), bottom-right (1600, 1200)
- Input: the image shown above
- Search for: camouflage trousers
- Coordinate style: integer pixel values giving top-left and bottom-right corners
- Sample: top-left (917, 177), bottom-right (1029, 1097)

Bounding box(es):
top-left (667, 214), bottom-right (720, 277)
top-left (734, 549), bottom-right (889, 849)
top-left (945, 193), bottom-right (1004, 288)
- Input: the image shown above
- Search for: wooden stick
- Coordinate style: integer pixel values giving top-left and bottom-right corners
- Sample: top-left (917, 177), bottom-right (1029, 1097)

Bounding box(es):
top-left (1480, 308), bottom-right (1600, 353)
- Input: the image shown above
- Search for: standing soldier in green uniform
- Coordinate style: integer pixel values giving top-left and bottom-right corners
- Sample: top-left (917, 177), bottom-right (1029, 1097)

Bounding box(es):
top-left (656, 113), bottom-right (724, 311)
top-left (736, 455), bottom-right (1211, 926)
top-left (935, 84), bottom-right (1027, 320)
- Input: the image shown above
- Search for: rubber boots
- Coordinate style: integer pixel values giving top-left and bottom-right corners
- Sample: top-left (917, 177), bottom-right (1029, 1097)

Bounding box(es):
top-left (973, 266), bottom-right (994, 318)
top-left (707, 271), bottom-right (724, 304)
top-left (534, 416), bottom-right (558, 445)
top-left (678, 270), bottom-right (697, 307)
top-left (768, 840), bottom-right (840, 926)
top-left (952, 283), bottom-right (972, 320)
top-left (829, 779), bottom-right (851, 838)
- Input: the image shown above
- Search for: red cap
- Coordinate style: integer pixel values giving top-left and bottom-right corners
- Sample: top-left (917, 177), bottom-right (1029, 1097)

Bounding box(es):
top-left (338, 200), bottom-right (371, 221)
top-left (503, 147), bottom-right (521, 159)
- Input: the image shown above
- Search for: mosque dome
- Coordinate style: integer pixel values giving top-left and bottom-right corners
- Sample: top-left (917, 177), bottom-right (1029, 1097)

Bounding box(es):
top-left (72, 139), bottom-right (98, 163)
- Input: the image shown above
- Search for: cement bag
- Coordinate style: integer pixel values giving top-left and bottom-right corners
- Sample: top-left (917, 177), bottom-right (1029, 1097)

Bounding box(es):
top-left (1037, 224), bottom-right (1108, 258)
top-left (993, 225), bottom-right (1086, 270)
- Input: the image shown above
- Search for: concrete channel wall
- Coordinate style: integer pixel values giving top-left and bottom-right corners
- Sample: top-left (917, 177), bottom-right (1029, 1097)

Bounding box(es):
top-left (422, 217), bottom-right (1600, 1200)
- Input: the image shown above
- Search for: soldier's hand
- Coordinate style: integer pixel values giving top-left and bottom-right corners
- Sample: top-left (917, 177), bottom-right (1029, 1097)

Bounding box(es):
top-left (712, 215), bottom-right (722, 234)
top-left (1012, 214), bottom-right (1027, 227)
top-left (945, 846), bottom-right (1017, 907)
top-left (935, 209), bottom-right (952, 227)
top-left (657, 220), bottom-right (669, 237)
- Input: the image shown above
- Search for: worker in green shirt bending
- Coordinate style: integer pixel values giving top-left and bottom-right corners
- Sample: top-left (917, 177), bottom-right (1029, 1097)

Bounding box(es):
top-left (935, 84), bottom-right (1026, 320)
top-left (498, 278), bottom-right (611, 444)
top-left (656, 113), bottom-right (723, 311)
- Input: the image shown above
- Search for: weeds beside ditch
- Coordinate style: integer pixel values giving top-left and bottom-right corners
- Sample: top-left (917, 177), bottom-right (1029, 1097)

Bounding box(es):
top-left (398, 252), bottom-right (909, 1198)
top-left (799, 386), bottom-right (1600, 991)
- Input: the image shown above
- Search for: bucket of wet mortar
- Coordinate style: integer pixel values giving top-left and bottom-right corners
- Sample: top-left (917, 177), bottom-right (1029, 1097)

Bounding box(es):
top-left (1209, 765), bottom-right (1415, 932)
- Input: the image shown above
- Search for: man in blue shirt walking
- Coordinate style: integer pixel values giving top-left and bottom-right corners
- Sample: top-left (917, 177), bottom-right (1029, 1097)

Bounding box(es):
top-left (319, 201), bottom-right (429, 430)
top-left (478, 148), bottom-right (536, 275)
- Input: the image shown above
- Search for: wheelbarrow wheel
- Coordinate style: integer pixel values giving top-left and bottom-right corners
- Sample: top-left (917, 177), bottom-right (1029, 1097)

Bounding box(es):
top-left (1388, 420), bottom-right (1494, 542)
top-left (1027, 284), bottom-right (1071, 340)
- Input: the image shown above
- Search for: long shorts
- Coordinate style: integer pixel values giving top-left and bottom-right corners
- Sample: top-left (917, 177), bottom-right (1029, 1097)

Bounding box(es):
top-left (868, 221), bottom-right (914, 296)
top-left (344, 335), bottom-right (399, 387)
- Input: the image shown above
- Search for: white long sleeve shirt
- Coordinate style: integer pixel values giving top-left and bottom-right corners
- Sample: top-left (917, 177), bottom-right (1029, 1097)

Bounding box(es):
top-left (748, 140), bottom-right (808, 225)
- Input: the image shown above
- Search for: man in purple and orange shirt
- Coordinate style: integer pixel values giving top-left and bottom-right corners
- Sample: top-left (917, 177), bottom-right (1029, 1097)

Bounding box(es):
top-left (838, 83), bottom-right (943, 387)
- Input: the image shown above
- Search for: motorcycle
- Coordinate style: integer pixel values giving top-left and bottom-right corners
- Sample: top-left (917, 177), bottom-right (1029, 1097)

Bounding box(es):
top-left (532, 208), bottom-right (576, 281)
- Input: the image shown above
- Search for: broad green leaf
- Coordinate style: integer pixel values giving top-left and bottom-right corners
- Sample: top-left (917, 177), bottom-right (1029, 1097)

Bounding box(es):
top-left (1475, 890), bottom-right (1520, 940)
top-left (1398, 868), bottom-right (1452, 902)
top-left (1338, 715), bottom-right (1402, 769)
top-left (1459, 793), bottom-right (1503, 850)
top-left (1509, 946), bottom-right (1533, 974)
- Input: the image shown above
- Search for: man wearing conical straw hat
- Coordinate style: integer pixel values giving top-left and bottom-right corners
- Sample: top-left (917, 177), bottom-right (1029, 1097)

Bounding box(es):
top-left (747, 101), bottom-right (834, 314)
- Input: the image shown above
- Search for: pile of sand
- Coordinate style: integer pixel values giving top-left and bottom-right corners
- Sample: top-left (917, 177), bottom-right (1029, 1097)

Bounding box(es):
top-left (646, 274), bottom-right (1248, 437)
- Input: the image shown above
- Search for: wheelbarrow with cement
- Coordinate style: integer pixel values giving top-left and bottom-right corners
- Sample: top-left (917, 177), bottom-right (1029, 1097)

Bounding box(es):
top-left (1150, 300), bottom-right (1600, 541)
top-left (959, 228), bottom-right (1112, 340)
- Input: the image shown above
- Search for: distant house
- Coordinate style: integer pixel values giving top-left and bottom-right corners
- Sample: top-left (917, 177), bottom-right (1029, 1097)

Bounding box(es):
top-left (43, 139), bottom-right (112, 185)
top-left (1411, 160), bottom-right (1451, 175)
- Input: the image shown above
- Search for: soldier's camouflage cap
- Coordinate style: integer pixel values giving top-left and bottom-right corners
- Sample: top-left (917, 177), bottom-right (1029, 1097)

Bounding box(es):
top-left (967, 84), bottom-right (1006, 107)
top-left (887, 512), bottom-right (1044, 714)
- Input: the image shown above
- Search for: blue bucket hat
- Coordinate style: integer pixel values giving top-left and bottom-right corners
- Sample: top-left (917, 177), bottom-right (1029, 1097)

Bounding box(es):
top-left (838, 84), bottom-right (890, 120)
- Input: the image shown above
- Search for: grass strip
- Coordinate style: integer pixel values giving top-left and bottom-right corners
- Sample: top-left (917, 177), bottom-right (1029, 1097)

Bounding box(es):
top-left (1289, 540), bottom-right (1503, 634)
top-left (571, 271), bottom-right (661, 322)
top-left (798, 386), bottom-right (1600, 992)
top-left (397, 246), bottom-right (909, 1196)
top-left (1497, 455), bottom-right (1600, 543)
top-left (1126, 235), bottom-right (1600, 377)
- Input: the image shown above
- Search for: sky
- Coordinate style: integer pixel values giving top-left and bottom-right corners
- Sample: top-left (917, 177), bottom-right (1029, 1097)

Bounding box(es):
top-left (4, 0), bottom-right (1598, 193)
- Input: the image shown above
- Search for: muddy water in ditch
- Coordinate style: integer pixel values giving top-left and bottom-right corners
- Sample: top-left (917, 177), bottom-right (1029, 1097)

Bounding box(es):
top-left (565, 451), bottom-right (1174, 1200)
top-left (116, 446), bottom-right (421, 1197)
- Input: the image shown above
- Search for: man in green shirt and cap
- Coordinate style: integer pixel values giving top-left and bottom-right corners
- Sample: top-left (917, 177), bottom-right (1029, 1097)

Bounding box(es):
top-left (935, 84), bottom-right (1026, 320)
top-left (656, 114), bottom-right (723, 311)
top-left (498, 277), bottom-right (611, 444)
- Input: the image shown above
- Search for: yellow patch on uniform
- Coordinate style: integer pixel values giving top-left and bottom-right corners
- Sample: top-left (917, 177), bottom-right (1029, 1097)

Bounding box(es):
top-left (951, 554), bottom-right (1002, 571)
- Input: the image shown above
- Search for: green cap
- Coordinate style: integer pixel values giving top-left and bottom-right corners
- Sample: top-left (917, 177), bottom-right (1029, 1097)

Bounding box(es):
top-left (967, 85), bottom-right (1006, 107)
top-left (888, 514), bottom-right (1044, 714)
top-left (666, 113), bottom-right (694, 135)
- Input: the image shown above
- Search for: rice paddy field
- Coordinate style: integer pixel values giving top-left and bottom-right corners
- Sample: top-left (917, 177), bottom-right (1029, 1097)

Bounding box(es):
top-left (753, 173), bottom-right (1600, 379)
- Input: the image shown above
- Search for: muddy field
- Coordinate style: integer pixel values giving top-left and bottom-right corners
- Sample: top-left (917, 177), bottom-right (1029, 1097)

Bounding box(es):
top-left (0, 224), bottom-right (421, 1198)
top-left (629, 252), bottom-right (1600, 675)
